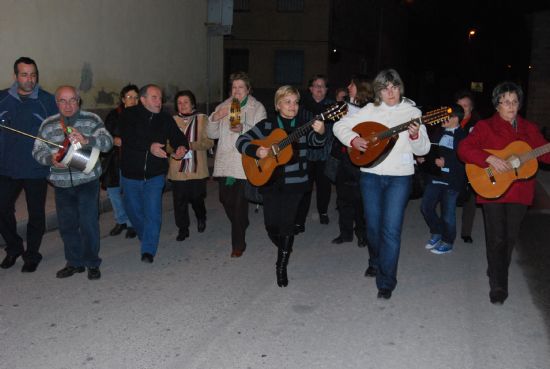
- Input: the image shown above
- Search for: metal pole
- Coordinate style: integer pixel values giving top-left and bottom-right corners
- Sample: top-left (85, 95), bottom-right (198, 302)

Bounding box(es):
top-left (0, 124), bottom-right (63, 148)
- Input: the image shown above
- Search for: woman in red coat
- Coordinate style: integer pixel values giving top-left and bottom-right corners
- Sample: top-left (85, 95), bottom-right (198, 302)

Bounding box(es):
top-left (458, 81), bottom-right (550, 305)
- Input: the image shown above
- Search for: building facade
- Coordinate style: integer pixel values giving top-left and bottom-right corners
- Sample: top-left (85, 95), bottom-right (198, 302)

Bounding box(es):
top-left (0, 0), bottom-right (223, 113)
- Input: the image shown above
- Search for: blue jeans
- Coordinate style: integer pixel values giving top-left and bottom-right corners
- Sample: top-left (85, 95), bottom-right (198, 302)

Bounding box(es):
top-left (54, 179), bottom-right (101, 268)
top-left (420, 182), bottom-right (459, 244)
top-left (121, 175), bottom-right (165, 255)
top-left (360, 173), bottom-right (411, 292)
top-left (106, 186), bottom-right (131, 226)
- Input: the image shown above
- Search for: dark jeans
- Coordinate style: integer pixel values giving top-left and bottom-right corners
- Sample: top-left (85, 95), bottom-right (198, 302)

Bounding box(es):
top-left (218, 178), bottom-right (249, 252)
top-left (360, 173), bottom-right (411, 292)
top-left (461, 188), bottom-right (478, 238)
top-left (336, 178), bottom-right (366, 241)
top-left (420, 182), bottom-right (460, 244)
top-left (482, 203), bottom-right (527, 295)
top-left (55, 179), bottom-right (101, 268)
top-left (263, 190), bottom-right (302, 238)
top-left (172, 179), bottom-right (207, 231)
top-left (295, 160), bottom-right (332, 225)
top-left (0, 175), bottom-right (47, 263)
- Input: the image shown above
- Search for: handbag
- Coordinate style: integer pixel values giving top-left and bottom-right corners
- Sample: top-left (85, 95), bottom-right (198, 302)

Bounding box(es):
top-left (244, 181), bottom-right (263, 204)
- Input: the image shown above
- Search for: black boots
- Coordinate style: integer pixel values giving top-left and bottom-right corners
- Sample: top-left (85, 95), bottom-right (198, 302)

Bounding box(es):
top-left (276, 235), bottom-right (293, 288)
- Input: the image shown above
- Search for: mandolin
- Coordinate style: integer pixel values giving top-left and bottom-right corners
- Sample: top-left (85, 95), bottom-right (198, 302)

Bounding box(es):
top-left (242, 102), bottom-right (348, 186)
top-left (465, 140), bottom-right (550, 199)
top-left (348, 107), bottom-right (452, 167)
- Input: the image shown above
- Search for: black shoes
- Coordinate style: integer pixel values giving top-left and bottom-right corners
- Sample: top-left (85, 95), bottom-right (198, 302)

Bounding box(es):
top-left (462, 236), bottom-right (473, 243)
top-left (197, 219), bottom-right (206, 233)
top-left (56, 265), bottom-right (85, 278)
top-left (0, 254), bottom-right (19, 269)
top-left (176, 228), bottom-right (189, 241)
top-left (21, 261), bottom-right (39, 273)
top-left (141, 253), bottom-right (154, 263)
top-left (364, 266), bottom-right (377, 277)
top-left (331, 235), bottom-right (352, 244)
top-left (87, 267), bottom-right (101, 280)
top-left (56, 265), bottom-right (99, 279)
top-left (293, 224), bottom-right (305, 235)
top-left (490, 289), bottom-right (508, 305)
top-left (357, 235), bottom-right (368, 248)
top-left (377, 289), bottom-right (392, 299)
top-left (320, 214), bottom-right (329, 224)
top-left (110, 223), bottom-right (127, 236)
top-left (125, 227), bottom-right (137, 238)
top-left (276, 250), bottom-right (290, 287)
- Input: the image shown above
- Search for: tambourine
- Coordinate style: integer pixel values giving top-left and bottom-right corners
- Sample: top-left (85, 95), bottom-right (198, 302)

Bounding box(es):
top-left (229, 98), bottom-right (241, 128)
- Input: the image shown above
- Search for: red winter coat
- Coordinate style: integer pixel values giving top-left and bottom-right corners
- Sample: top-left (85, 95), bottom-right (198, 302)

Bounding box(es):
top-left (457, 113), bottom-right (550, 205)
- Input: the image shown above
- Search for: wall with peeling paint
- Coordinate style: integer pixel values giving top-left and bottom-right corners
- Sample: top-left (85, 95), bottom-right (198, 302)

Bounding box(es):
top-left (0, 0), bottom-right (223, 112)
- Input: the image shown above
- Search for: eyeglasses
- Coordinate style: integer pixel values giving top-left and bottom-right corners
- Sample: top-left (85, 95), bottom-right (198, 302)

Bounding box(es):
top-left (311, 84), bottom-right (327, 89)
top-left (499, 100), bottom-right (519, 107)
top-left (124, 95), bottom-right (139, 100)
top-left (57, 98), bottom-right (79, 105)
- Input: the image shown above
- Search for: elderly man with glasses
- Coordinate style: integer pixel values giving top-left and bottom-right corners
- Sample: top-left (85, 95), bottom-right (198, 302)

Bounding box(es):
top-left (32, 85), bottom-right (113, 280)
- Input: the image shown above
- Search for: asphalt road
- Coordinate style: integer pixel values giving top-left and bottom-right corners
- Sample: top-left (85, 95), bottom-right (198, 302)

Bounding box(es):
top-left (1, 179), bottom-right (549, 369)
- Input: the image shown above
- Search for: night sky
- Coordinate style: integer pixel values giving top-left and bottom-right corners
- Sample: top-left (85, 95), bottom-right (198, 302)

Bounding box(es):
top-left (402, 0), bottom-right (549, 116)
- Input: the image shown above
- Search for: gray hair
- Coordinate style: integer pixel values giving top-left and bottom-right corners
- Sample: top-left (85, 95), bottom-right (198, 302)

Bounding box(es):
top-left (139, 84), bottom-right (161, 98)
top-left (54, 85), bottom-right (80, 100)
top-left (372, 68), bottom-right (404, 106)
top-left (491, 81), bottom-right (523, 109)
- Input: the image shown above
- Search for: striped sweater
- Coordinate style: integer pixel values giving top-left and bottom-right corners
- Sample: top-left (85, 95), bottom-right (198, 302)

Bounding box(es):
top-left (235, 115), bottom-right (326, 191)
top-left (32, 110), bottom-right (113, 188)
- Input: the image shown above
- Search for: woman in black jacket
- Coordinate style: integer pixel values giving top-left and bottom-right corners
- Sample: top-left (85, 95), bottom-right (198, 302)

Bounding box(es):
top-left (236, 85), bottom-right (326, 287)
top-left (102, 84), bottom-right (139, 238)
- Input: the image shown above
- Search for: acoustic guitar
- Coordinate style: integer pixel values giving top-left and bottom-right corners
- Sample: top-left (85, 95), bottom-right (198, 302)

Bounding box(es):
top-left (348, 107), bottom-right (452, 167)
top-left (242, 102), bottom-right (348, 186)
top-left (465, 140), bottom-right (550, 199)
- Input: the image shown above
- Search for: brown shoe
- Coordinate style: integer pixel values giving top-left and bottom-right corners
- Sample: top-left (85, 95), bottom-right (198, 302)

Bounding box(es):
top-left (231, 250), bottom-right (244, 258)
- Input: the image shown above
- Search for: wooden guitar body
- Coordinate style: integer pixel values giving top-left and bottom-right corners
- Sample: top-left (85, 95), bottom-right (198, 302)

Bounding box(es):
top-left (465, 141), bottom-right (539, 199)
top-left (241, 128), bottom-right (293, 186)
top-left (349, 121), bottom-right (397, 167)
top-left (346, 107), bottom-right (451, 167)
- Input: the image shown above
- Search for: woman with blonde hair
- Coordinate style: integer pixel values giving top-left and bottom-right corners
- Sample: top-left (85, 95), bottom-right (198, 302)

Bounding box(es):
top-left (236, 85), bottom-right (326, 287)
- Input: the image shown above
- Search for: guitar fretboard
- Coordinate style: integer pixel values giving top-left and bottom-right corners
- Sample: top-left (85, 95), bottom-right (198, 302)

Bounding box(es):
top-left (376, 107), bottom-right (450, 140)
top-left (278, 115), bottom-right (321, 150)
top-left (519, 142), bottom-right (550, 163)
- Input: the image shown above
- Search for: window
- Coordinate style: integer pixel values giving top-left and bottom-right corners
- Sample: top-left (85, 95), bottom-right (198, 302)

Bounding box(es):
top-left (234, 0), bottom-right (250, 12)
top-left (274, 50), bottom-right (304, 85)
top-left (277, 0), bottom-right (304, 12)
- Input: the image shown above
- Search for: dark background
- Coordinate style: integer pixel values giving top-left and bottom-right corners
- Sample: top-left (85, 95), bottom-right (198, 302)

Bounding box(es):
top-left (328, 0), bottom-right (550, 118)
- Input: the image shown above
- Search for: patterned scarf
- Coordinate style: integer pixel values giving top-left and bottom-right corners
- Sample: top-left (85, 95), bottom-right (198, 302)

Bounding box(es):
top-left (178, 112), bottom-right (198, 173)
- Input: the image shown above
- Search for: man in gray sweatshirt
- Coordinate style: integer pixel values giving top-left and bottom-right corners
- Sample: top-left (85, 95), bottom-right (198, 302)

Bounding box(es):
top-left (32, 86), bottom-right (112, 280)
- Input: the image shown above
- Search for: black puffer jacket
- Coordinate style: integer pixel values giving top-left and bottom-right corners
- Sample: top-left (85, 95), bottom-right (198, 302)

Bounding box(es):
top-left (118, 104), bottom-right (188, 180)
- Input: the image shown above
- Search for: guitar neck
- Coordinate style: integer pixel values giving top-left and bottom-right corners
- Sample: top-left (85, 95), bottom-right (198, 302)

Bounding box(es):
top-left (377, 118), bottom-right (420, 140)
top-left (376, 111), bottom-right (449, 140)
top-left (520, 142), bottom-right (550, 163)
top-left (278, 114), bottom-right (322, 150)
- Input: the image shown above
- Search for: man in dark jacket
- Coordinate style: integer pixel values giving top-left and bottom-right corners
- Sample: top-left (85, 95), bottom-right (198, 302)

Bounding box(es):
top-left (0, 57), bottom-right (57, 272)
top-left (119, 84), bottom-right (188, 263)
